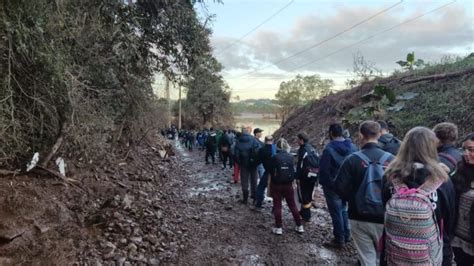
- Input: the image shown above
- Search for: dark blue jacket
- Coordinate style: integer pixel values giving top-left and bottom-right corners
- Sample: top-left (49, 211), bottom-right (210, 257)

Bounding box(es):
top-left (235, 133), bottom-right (259, 168)
top-left (319, 139), bottom-right (358, 188)
top-left (334, 143), bottom-right (394, 223)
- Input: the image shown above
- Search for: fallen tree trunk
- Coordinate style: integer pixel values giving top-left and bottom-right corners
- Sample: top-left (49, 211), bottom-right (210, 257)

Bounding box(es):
top-left (402, 68), bottom-right (474, 84)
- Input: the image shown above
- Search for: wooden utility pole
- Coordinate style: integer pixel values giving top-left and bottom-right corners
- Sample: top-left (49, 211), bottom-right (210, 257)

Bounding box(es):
top-left (178, 85), bottom-right (182, 130)
top-left (165, 78), bottom-right (171, 128)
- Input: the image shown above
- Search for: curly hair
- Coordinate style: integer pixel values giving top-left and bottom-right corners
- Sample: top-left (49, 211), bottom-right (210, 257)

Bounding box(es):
top-left (433, 122), bottom-right (458, 144)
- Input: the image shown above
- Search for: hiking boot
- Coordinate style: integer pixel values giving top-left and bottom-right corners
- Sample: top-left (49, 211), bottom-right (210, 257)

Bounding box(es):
top-left (272, 228), bottom-right (283, 235)
top-left (323, 239), bottom-right (345, 249)
top-left (296, 225), bottom-right (304, 234)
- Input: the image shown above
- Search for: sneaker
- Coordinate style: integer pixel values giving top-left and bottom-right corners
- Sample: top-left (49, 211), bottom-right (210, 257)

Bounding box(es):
top-left (296, 225), bottom-right (304, 234)
top-left (323, 239), bottom-right (345, 249)
top-left (272, 228), bottom-right (283, 235)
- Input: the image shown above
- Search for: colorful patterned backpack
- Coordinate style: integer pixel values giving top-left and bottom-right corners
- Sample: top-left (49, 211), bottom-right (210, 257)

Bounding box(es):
top-left (384, 177), bottom-right (444, 265)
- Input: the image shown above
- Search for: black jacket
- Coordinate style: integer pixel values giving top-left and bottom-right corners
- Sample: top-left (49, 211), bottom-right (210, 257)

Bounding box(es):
top-left (378, 133), bottom-right (401, 155)
top-left (296, 143), bottom-right (317, 180)
top-left (382, 165), bottom-right (456, 264)
top-left (334, 142), bottom-right (394, 224)
top-left (438, 144), bottom-right (463, 174)
top-left (259, 144), bottom-right (275, 173)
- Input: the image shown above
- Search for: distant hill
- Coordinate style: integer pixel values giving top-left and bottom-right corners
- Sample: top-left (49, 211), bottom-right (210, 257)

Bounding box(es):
top-left (232, 98), bottom-right (279, 115)
top-left (274, 54), bottom-right (474, 148)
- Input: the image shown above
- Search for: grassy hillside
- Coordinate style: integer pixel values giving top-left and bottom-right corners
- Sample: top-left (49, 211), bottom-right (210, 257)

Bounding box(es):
top-left (274, 54), bottom-right (474, 148)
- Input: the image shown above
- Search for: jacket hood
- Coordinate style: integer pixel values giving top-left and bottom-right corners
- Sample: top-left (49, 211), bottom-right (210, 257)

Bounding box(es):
top-left (329, 139), bottom-right (355, 156)
top-left (379, 133), bottom-right (395, 143)
top-left (239, 133), bottom-right (254, 143)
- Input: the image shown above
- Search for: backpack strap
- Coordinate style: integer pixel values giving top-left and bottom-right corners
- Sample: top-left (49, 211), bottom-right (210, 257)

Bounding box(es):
top-left (353, 151), bottom-right (371, 164)
top-left (391, 177), bottom-right (408, 193)
top-left (439, 153), bottom-right (457, 174)
top-left (418, 178), bottom-right (444, 196)
top-left (377, 152), bottom-right (392, 166)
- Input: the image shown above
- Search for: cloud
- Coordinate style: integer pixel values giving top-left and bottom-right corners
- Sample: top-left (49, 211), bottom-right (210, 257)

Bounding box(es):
top-left (214, 3), bottom-right (473, 75)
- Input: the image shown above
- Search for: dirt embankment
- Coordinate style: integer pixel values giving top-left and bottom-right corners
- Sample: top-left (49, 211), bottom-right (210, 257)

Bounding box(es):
top-left (0, 136), bottom-right (359, 265)
top-left (275, 57), bottom-right (474, 148)
top-left (0, 134), bottom-right (192, 265)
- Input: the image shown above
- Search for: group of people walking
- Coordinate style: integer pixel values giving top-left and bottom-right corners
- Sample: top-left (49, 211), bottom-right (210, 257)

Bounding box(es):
top-left (230, 121), bottom-right (472, 266)
top-left (171, 121), bottom-right (474, 265)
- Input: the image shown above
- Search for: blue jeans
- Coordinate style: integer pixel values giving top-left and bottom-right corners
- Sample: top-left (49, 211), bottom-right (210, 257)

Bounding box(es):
top-left (323, 186), bottom-right (350, 243)
top-left (255, 171), bottom-right (268, 207)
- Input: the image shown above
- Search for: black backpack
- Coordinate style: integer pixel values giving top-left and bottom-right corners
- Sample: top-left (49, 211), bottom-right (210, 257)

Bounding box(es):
top-left (272, 152), bottom-right (295, 184)
top-left (249, 141), bottom-right (262, 167)
top-left (301, 147), bottom-right (320, 180)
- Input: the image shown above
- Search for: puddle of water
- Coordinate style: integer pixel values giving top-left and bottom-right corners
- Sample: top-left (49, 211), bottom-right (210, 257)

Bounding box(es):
top-left (188, 183), bottom-right (226, 196)
top-left (307, 244), bottom-right (337, 264)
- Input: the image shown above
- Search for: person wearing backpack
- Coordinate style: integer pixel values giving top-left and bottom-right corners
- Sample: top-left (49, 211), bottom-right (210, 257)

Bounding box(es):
top-left (452, 133), bottom-right (474, 265)
top-left (320, 123), bottom-right (358, 249)
top-left (235, 127), bottom-right (260, 204)
top-left (334, 121), bottom-right (394, 266)
top-left (296, 132), bottom-right (320, 222)
top-left (269, 138), bottom-right (304, 235)
top-left (205, 128), bottom-right (217, 165)
top-left (255, 135), bottom-right (277, 209)
top-left (377, 120), bottom-right (401, 156)
top-left (253, 128), bottom-right (265, 179)
top-left (381, 127), bottom-right (455, 266)
top-left (433, 122), bottom-right (463, 177)
top-left (220, 130), bottom-right (232, 170)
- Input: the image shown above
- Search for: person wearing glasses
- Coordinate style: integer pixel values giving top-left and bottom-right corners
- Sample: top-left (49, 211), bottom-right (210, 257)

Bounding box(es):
top-left (452, 133), bottom-right (474, 266)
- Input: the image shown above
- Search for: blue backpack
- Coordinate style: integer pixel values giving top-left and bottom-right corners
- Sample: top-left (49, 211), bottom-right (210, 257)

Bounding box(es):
top-left (353, 151), bottom-right (392, 218)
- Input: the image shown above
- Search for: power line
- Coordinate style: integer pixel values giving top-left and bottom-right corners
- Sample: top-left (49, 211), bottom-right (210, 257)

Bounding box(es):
top-left (288, 0), bottom-right (457, 73)
top-left (240, 0), bottom-right (456, 92)
top-left (215, 0), bottom-right (294, 56)
top-left (228, 0), bottom-right (404, 79)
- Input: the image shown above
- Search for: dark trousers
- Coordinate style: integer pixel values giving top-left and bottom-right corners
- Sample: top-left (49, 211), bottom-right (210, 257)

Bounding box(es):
top-left (255, 171), bottom-right (268, 207)
top-left (205, 149), bottom-right (215, 163)
top-left (453, 247), bottom-right (474, 266)
top-left (240, 166), bottom-right (258, 201)
top-left (299, 177), bottom-right (316, 221)
top-left (222, 151), bottom-right (231, 168)
top-left (272, 183), bottom-right (302, 228)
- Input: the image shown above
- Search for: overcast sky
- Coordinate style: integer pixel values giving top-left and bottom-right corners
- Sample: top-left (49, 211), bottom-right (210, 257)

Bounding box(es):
top-left (196, 0), bottom-right (473, 100)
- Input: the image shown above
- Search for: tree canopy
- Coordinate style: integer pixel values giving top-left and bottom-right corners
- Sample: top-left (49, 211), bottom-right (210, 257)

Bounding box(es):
top-left (275, 74), bottom-right (334, 123)
top-left (0, 0), bottom-right (228, 169)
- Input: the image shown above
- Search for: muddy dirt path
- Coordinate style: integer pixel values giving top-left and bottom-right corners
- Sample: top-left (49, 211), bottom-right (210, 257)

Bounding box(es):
top-left (174, 142), bottom-right (358, 265)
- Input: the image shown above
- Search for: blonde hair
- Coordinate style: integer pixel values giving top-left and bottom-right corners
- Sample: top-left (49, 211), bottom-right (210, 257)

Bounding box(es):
top-left (386, 127), bottom-right (448, 182)
top-left (276, 138), bottom-right (291, 153)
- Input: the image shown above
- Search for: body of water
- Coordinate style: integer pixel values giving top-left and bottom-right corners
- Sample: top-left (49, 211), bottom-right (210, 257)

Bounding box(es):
top-left (234, 113), bottom-right (281, 136)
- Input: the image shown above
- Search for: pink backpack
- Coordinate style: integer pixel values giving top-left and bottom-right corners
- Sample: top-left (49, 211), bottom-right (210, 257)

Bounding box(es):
top-left (383, 177), bottom-right (444, 265)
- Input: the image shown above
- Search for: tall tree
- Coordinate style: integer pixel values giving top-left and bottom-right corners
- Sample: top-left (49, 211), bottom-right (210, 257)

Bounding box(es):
top-left (275, 74), bottom-right (333, 123)
top-left (183, 57), bottom-right (233, 128)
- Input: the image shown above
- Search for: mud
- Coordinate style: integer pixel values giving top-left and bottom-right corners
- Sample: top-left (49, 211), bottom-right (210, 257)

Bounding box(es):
top-left (175, 143), bottom-right (358, 265)
top-left (0, 136), bottom-right (358, 265)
